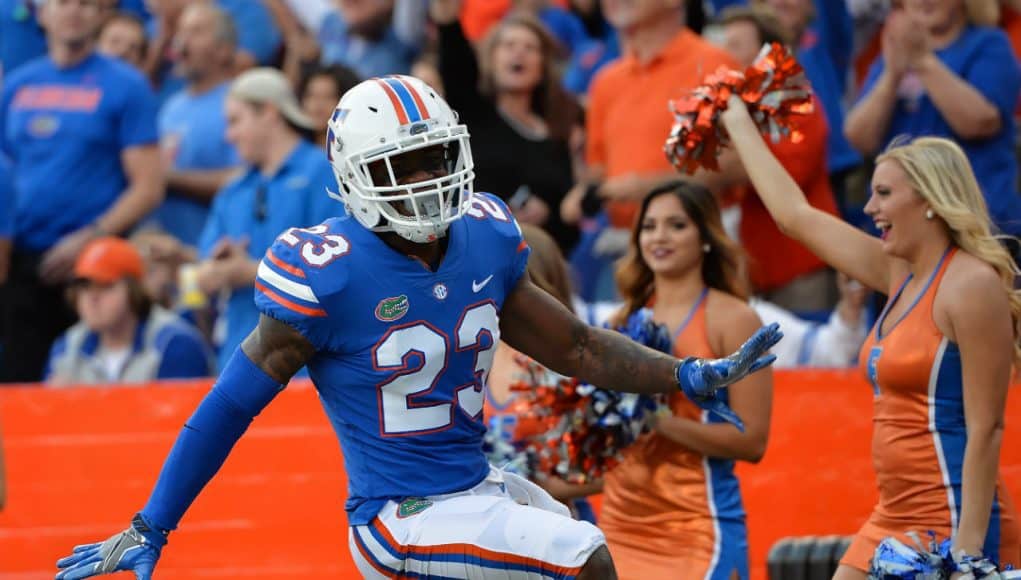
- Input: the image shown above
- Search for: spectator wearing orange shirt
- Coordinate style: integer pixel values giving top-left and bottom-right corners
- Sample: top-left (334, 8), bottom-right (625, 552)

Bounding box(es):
top-left (566, 0), bottom-right (746, 233)
top-left (720, 5), bottom-right (841, 311)
top-left (560, 0), bottom-right (747, 302)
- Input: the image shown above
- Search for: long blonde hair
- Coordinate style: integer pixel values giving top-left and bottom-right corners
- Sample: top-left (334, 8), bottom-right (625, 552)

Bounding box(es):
top-left (877, 136), bottom-right (1021, 364)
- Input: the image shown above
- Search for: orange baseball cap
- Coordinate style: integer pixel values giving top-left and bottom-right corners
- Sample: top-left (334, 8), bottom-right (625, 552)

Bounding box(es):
top-left (74, 237), bottom-right (145, 284)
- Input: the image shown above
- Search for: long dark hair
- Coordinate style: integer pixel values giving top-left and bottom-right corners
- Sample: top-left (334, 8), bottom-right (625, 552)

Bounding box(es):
top-left (477, 12), bottom-right (581, 142)
top-left (611, 181), bottom-right (749, 326)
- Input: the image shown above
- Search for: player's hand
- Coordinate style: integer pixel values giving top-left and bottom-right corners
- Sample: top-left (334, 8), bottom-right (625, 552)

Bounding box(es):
top-left (55, 514), bottom-right (167, 580)
top-left (675, 322), bottom-right (782, 431)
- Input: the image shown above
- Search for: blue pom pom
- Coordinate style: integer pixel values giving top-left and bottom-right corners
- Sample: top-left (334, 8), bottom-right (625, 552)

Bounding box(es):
top-left (868, 533), bottom-right (1015, 579)
top-left (618, 308), bottom-right (673, 354)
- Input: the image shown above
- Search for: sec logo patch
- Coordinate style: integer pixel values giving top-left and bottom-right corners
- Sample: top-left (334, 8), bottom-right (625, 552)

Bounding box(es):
top-left (432, 283), bottom-right (448, 301)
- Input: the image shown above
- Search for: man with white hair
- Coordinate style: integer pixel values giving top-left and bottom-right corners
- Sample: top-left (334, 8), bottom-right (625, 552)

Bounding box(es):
top-left (150, 1), bottom-right (240, 245)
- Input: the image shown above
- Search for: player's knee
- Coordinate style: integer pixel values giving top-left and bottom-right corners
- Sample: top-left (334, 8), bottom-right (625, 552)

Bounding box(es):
top-left (577, 545), bottom-right (617, 580)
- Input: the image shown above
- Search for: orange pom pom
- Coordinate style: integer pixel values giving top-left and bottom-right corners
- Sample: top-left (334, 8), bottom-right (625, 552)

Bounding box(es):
top-left (665, 42), bottom-right (813, 174)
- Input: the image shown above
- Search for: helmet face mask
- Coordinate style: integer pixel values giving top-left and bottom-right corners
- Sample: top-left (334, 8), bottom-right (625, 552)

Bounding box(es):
top-left (327, 76), bottom-right (475, 244)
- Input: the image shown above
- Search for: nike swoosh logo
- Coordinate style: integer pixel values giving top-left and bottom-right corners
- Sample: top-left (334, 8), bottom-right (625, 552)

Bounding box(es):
top-left (472, 275), bottom-right (494, 293)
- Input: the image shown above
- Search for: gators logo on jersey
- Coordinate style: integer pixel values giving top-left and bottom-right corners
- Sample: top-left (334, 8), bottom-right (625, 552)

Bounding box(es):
top-left (396, 497), bottom-right (433, 518)
top-left (375, 295), bottom-right (410, 322)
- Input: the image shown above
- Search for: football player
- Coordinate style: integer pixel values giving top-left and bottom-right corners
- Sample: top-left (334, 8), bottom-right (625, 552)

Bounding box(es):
top-left (55, 76), bottom-right (781, 580)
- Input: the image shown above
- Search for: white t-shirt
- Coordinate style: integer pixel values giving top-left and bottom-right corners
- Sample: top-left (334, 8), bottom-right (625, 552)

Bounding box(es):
top-left (96, 347), bottom-right (132, 382)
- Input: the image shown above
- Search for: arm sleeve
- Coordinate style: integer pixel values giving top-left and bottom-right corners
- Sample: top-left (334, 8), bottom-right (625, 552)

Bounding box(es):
top-left (141, 348), bottom-right (283, 532)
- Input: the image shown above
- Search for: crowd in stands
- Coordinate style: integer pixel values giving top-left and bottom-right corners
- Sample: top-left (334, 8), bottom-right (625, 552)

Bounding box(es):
top-left (0, 0), bottom-right (1018, 385)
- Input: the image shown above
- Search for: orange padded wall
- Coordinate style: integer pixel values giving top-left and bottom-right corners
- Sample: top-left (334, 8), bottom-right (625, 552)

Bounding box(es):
top-left (1, 372), bottom-right (1018, 579)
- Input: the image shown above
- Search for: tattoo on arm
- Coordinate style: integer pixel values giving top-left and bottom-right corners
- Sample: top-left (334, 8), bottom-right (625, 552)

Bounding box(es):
top-left (503, 275), bottom-right (678, 395)
top-left (241, 315), bottom-right (316, 383)
top-left (569, 318), bottom-right (679, 395)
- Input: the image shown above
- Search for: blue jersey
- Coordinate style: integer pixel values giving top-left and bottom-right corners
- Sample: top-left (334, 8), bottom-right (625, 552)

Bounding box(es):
top-left (253, 194), bottom-right (530, 525)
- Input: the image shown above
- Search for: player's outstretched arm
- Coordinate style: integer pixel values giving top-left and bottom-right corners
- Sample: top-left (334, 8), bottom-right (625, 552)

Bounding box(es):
top-left (500, 273), bottom-right (782, 404)
top-left (55, 316), bottom-right (314, 580)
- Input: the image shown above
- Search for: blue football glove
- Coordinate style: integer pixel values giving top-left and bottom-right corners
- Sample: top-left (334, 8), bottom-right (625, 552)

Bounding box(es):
top-left (55, 513), bottom-right (167, 580)
top-left (675, 322), bottom-right (783, 431)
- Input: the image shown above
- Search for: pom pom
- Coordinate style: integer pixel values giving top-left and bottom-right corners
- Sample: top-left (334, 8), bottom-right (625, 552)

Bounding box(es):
top-left (664, 42), bottom-right (813, 174)
top-left (486, 309), bottom-right (671, 484)
top-left (867, 532), bottom-right (1019, 579)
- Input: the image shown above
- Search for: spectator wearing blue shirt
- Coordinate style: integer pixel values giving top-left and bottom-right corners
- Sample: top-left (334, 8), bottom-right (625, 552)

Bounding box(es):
top-left (144, 0), bottom-right (281, 105)
top-left (318, 0), bottom-right (421, 79)
top-left (151, 2), bottom-right (240, 246)
top-left (46, 236), bottom-right (214, 384)
top-left (215, 0), bottom-right (282, 68)
top-left (845, 2), bottom-right (1021, 238)
top-left (0, 0), bottom-right (163, 382)
top-left (196, 68), bottom-right (339, 370)
top-left (0, 0), bottom-right (47, 75)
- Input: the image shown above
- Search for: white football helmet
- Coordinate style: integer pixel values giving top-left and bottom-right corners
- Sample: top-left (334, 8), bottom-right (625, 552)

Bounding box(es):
top-left (326, 75), bottom-right (475, 243)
